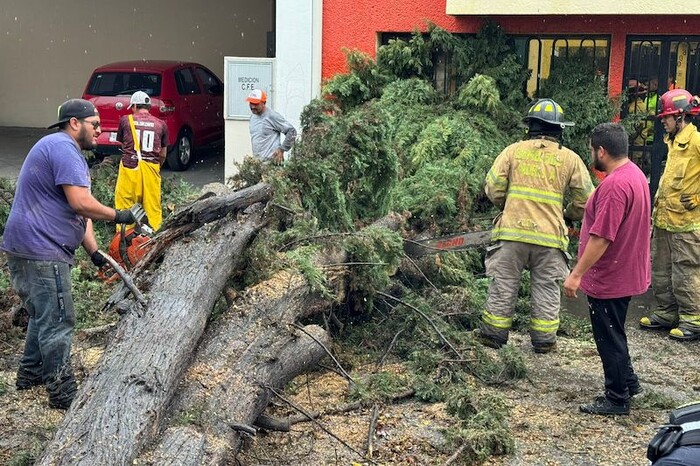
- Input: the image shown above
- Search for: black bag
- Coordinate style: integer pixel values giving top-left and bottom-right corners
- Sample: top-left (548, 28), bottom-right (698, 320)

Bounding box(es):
top-left (647, 401), bottom-right (700, 463)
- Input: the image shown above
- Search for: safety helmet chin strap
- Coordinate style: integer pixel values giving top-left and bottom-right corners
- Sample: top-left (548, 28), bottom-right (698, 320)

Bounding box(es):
top-left (670, 113), bottom-right (685, 140)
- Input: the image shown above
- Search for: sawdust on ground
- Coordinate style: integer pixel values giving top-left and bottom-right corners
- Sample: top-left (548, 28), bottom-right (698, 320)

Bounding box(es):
top-left (1, 321), bottom-right (699, 465)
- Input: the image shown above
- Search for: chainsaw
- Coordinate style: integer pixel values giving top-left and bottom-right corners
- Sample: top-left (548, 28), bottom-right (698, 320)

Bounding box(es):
top-left (403, 230), bottom-right (493, 258)
top-left (98, 203), bottom-right (154, 283)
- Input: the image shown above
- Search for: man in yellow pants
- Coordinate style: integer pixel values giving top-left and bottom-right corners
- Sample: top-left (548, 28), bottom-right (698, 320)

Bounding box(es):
top-left (640, 88), bottom-right (700, 340)
top-left (115, 91), bottom-right (169, 230)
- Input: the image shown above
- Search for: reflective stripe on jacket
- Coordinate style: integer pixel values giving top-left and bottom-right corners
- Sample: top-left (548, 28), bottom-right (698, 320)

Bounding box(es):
top-left (653, 123), bottom-right (700, 232)
top-left (485, 138), bottom-right (594, 251)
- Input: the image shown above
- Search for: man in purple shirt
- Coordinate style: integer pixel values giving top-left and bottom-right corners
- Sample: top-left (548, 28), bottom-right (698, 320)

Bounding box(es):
top-left (2, 99), bottom-right (137, 409)
top-left (563, 123), bottom-right (651, 416)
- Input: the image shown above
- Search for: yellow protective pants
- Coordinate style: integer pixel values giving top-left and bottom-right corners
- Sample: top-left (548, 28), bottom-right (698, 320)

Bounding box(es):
top-left (114, 160), bottom-right (162, 231)
top-left (650, 227), bottom-right (700, 331)
top-left (481, 240), bottom-right (569, 345)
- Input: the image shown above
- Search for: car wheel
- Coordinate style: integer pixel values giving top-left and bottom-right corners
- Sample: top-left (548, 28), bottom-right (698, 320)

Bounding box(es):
top-left (167, 130), bottom-right (192, 171)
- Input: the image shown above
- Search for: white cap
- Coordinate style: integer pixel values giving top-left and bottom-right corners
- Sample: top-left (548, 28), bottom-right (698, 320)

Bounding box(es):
top-left (128, 91), bottom-right (151, 109)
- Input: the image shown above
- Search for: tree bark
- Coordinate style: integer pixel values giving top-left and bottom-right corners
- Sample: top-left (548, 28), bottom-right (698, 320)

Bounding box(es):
top-left (36, 210), bottom-right (267, 466)
top-left (141, 262), bottom-right (339, 464)
top-left (151, 315), bottom-right (330, 465)
top-left (138, 214), bottom-right (407, 464)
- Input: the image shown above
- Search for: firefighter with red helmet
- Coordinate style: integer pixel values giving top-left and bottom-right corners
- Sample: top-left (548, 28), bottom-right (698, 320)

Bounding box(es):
top-left (478, 98), bottom-right (594, 353)
top-left (640, 88), bottom-right (700, 340)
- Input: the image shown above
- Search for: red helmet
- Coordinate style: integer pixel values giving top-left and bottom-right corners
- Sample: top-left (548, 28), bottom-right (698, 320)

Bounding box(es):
top-left (657, 89), bottom-right (700, 118)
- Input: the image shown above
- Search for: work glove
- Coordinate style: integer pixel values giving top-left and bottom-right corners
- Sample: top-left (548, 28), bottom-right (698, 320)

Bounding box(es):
top-left (90, 250), bottom-right (108, 268)
top-left (114, 209), bottom-right (137, 224)
top-left (114, 203), bottom-right (148, 225)
top-left (680, 194), bottom-right (700, 211)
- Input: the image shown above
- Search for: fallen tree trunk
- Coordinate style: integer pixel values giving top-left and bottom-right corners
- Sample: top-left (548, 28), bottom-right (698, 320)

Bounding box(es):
top-left (37, 206), bottom-right (269, 465)
top-left (150, 319), bottom-right (330, 465)
top-left (103, 182), bottom-right (273, 309)
top-left (138, 214), bottom-right (407, 464)
top-left (139, 263), bottom-right (341, 464)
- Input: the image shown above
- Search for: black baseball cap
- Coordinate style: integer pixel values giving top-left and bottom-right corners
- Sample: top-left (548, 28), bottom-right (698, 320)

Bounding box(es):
top-left (48, 99), bottom-right (99, 129)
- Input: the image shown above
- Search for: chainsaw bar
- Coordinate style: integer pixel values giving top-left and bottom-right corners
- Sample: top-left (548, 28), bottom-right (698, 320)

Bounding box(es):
top-left (403, 230), bottom-right (493, 258)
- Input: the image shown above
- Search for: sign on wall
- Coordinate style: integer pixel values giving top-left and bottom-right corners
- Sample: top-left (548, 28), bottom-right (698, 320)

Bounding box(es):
top-left (224, 57), bottom-right (274, 120)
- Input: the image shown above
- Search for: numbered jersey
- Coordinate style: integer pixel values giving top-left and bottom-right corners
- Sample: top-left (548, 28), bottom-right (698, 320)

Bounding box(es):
top-left (117, 112), bottom-right (169, 168)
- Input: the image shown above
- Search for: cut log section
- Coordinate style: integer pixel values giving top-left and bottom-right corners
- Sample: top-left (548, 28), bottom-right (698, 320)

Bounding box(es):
top-left (36, 206), bottom-right (269, 465)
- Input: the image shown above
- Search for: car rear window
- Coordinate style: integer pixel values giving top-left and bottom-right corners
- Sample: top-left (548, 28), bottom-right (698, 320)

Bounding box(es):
top-left (86, 72), bottom-right (162, 97)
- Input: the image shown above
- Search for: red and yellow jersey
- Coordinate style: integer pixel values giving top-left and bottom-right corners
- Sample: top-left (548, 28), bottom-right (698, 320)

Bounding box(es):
top-left (117, 112), bottom-right (169, 168)
top-left (485, 138), bottom-right (594, 251)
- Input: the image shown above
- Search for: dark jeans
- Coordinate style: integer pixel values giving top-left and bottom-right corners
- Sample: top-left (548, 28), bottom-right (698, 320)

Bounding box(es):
top-left (7, 256), bottom-right (77, 404)
top-left (587, 295), bottom-right (639, 404)
top-left (653, 446), bottom-right (700, 465)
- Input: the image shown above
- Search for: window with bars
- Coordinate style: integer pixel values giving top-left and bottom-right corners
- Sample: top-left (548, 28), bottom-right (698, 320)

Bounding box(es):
top-left (512, 36), bottom-right (610, 98)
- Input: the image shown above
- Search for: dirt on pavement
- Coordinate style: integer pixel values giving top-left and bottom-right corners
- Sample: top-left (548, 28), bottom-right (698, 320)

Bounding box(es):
top-left (2, 314), bottom-right (698, 465)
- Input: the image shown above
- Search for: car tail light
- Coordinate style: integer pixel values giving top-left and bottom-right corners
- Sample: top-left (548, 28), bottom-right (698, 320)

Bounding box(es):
top-left (159, 99), bottom-right (175, 116)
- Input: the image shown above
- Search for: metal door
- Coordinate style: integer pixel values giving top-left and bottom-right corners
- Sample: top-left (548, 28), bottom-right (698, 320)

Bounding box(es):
top-left (623, 37), bottom-right (700, 196)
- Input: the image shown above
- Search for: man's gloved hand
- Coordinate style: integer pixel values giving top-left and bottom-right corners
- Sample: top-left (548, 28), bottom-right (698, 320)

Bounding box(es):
top-left (680, 193), bottom-right (700, 211)
top-left (90, 250), bottom-right (108, 268)
top-left (114, 209), bottom-right (137, 224)
top-left (114, 203), bottom-right (149, 225)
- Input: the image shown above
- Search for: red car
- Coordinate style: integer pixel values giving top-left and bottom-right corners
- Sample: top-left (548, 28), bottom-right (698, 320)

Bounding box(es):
top-left (82, 60), bottom-right (224, 171)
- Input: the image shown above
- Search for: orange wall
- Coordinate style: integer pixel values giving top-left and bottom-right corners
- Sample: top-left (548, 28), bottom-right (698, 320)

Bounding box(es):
top-left (322, 0), bottom-right (700, 97)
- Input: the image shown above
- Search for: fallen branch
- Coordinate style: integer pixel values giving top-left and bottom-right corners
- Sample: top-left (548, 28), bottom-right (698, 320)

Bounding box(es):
top-left (100, 252), bottom-right (146, 306)
top-left (378, 291), bottom-right (463, 360)
top-left (289, 322), bottom-right (354, 385)
top-left (444, 443), bottom-right (468, 466)
top-left (365, 404), bottom-right (380, 458)
top-left (265, 385), bottom-right (375, 464)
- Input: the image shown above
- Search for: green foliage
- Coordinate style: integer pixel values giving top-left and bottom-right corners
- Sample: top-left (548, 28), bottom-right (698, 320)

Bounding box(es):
top-left (285, 245), bottom-right (334, 299)
top-left (445, 387), bottom-right (515, 462)
top-left (0, 177), bottom-right (16, 236)
top-left (456, 74), bottom-right (501, 115)
top-left (172, 403), bottom-right (206, 427)
top-left (343, 226), bottom-right (405, 309)
top-left (380, 77), bottom-right (440, 108)
top-left (557, 313), bottom-right (593, 339)
top-left (538, 50), bottom-right (619, 163)
top-left (323, 50), bottom-right (389, 109)
top-left (391, 106), bottom-right (508, 233)
top-left (457, 20), bottom-right (530, 109)
top-left (376, 30), bottom-right (434, 81)
top-left (349, 371), bottom-right (413, 404)
top-left (286, 101), bottom-right (398, 230)
top-left (634, 389), bottom-right (678, 410)
top-left (70, 262), bottom-right (116, 330)
top-left (7, 451), bottom-right (36, 466)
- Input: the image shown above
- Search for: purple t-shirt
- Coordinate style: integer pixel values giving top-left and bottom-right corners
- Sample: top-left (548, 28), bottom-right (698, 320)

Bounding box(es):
top-left (578, 161), bottom-right (651, 299)
top-left (1, 132), bottom-right (91, 264)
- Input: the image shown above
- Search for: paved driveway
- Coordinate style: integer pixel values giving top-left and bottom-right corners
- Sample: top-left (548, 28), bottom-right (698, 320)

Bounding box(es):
top-left (0, 127), bottom-right (225, 188)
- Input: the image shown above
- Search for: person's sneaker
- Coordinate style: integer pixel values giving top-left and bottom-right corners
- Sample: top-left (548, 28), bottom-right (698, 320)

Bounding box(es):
top-left (48, 396), bottom-right (73, 410)
top-left (15, 377), bottom-right (42, 390)
top-left (579, 396), bottom-right (629, 415)
top-left (640, 315), bottom-right (671, 330)
top-left (629, 385), bottom-right (644, 397)
top-left (15, 369), bottom-right (43, 391)
top-left (669, 327), bottom-right (700, 341)
top-left (532, 341), bottom-right (557, 354)
top-left (46, 375), bottom-right (77, 410)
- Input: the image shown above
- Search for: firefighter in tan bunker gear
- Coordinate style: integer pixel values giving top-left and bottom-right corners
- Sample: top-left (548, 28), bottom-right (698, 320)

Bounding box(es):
top-left (640, 88), bottom-right (700, 340)
top-left (479, 98), bottom-right (594, 353)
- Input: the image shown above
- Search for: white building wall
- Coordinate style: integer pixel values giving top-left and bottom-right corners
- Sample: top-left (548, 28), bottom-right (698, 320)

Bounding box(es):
top-left (224, 0), bottom-right (322, 182)
top-left (0, 0), bottom-right (273, 128)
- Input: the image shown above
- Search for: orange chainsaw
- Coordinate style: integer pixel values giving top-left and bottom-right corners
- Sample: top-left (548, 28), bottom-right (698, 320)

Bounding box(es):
top-left (403, 230), bottom-right (493, 258)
